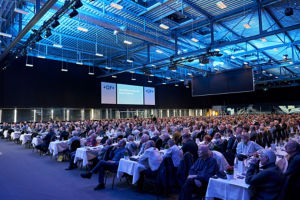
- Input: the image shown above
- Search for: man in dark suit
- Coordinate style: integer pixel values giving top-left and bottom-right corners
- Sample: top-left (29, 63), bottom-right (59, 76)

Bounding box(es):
top-left (179, 145), bottom-right (218, 200)
top-left (80, 139), bottom-right (127, 190)
top-left (246, 149), bottom-right (284, 200)
top-left (35, 127), bottom-right (56, 153)
top-left (284, 141), bottom-right (300, 199)
top-left (181, 133), bottom-right (198, 162)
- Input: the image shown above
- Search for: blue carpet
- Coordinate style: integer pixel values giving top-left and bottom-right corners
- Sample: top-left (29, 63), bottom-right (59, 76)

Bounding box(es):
top-left (0, 139), bottom-right (160, 200)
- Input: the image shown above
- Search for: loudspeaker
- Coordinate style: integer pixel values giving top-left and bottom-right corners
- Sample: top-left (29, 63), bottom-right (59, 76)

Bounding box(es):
top-left (285, 7), bottom-right (293, 16)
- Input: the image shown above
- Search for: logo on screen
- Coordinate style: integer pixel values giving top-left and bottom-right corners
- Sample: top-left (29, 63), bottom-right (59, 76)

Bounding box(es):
top-left (145, 89), bottom-right (153, 93)
top-left (103, 85), bottom-right (115, 90)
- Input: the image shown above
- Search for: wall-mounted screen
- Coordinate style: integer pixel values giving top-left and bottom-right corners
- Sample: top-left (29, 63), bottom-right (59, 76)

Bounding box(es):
top-left (192, 68), bottom-right (254, 96)
top-left (117, 84), bottom-right (144, 105)
top-left (101, 82), bottom-right (117, 104)
top-left (144, 87), bottom-right (155, 105)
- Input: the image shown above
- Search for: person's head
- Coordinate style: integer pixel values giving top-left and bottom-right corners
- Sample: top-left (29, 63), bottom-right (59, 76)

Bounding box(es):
top-left (203, 135), bottom-right (212, 144)
top-left (106, 139), bottom-right (112, 146)
top-left (285, 140), bottom-right (300, 155)
top-left (127, 135), bottom-right (134, 142)
top-left (167, 139), bottom-right (175, 147)
top-left (182, 133), bottom-right (191, 143)
top-left (118, 139), bottom-right (126, 148)
top-left (162, 133), bottom-right (170, 141)
top-left (241, 132), bottom-right (250, 144)
top-left (153, 130), bottom-right (160, 137)
top-left (145, 140), bottom-right (155, 150)
top-left (141, 134), bottom-right (150, 143)
top-left (198, 145), bottom-right (209, 160)
top-left (260, 149), bottom-right (276, 166)
top-left (214, 132), bottom-right (221, 139)
top-left (72, 130), bottom-right (79, 136)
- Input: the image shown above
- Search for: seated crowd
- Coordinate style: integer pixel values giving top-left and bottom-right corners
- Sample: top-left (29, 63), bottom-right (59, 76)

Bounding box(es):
top-left (1, 113), bottom-right (300, 199)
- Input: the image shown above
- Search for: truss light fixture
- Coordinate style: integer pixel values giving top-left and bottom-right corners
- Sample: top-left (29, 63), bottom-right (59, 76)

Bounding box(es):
top-left (289, 61), bottom-right (293, 64)
top-left (112, 75), bottom-right (117, 78)
top-left (53, 44), bottom-right (63, 48)
top-left (150, 74), bottom-right (154, 77)
top-left (151, 64), bottom-right (156, 67)
top-left (124, 40), bottom-right (132, 45)
top-left (216, 1), bottom-right (227, 9)
top-left (69, 8), bottom-right (78, 18)
top-left (166, 77), bottom-right (171, 80)
top-left (105, 66), bottom-right (111, 70)
top-left (44, 28), bottom-right (52, 38)
top-left (295, 66), bottom-right (299, 69)
top-left (14, 8), bottom-right (29, 15)
top-left (26, 63), bottom-right (33, 67)
top-left (159, 23), bottom-right (169, 30)
top-left (0, 32), bottom-right (12, 38)
top-left (126, 59), bottom-right (134, 63)
top-left (77, 26), bottom-right (88, 32)
top-left (262, 70), bottom-right (266, 73)
top-left (191, 38), bottom-right (199, 42)
top-left (231, 55), bottom-right (236, 59)
top-left (110, 2), bottom-right (123, 10)
top-left (243, 24), bottom-right (251, 29)
top-left (244, 62), bottom-right (248, 65)
top-left (162, 82), bottom-right (166, 85)
top-left (156, 49), bottom-right (163, 53)
top-left (273, 48), bottom-right (278, 51)
top-left (187, 72), bottom-right (192, 76)
top-left (269, 73), bottom-right (273, 76)
top-left (61, 68), bottom-right (68, 72)
top-left (275, 76), bottom-right (278, 79)
top-left (76, 61), bottom-right (83, 65)
top-left (261, 38), bottom-right (267, 42)
top-left (180, 79), bottom-right (184, 82)
top-left (113, 30), bottom-right (119, 35)
top-left (51, 20), bottom-right (60, 28)
top-left (37, 55), bottom-right (46, 59)
top-left (95, 53), bottom-right (103, 57)
top-left (88, 72), bottom-right (94, 75)
top-left (148, 80), bottom-right (152, 83)
top-left (131, 77), bottom-right (136, 81)
top-left (73, 0), bottom-right (83, 9)
top-left (175, 84), bottom-right (179, 87)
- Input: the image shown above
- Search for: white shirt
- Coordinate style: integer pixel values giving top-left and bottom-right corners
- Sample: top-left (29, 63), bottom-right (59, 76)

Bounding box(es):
top-left (139, 147), bottom-right (163, 171)
top-left (236, 141), bottom-right (263, 156)
top-left (212, 150), bottom-right (229, 172)
top-left (163, 145), bottom-right (183, 167)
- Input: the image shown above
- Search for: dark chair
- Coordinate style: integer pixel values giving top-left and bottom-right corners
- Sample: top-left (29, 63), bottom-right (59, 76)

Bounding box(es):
top-left (155, 138), bottom-right (162, 150)
top-left (177, 152), bottom-right (194, 186)
top-left (104, 167), bottom-right (118, 189)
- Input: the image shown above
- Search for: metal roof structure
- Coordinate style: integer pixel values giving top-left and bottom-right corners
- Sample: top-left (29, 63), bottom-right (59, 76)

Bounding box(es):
top-left (0, 0), bottom-right (300, 87)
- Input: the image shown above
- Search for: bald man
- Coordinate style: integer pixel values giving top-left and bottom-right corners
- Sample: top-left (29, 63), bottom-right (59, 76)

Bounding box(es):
top-left (283, 141), bottom-right (300, 199)
top-left (179, 145), bottom-right (218, 200)
top-left (246, 149), bottom-right (284, 200)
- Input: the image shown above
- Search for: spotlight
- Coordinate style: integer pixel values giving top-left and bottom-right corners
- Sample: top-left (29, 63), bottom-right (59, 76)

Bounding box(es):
top-left (51, 20), bottom-right (60, 28)
top-left (44, 28), bottom-right (52, 38)
top-left (283, 54), bottom-right (288, 59)
top-left (284, 7), bottom-right (293, 16)
top-left (73, 0), bottom-right (83, 9)
top-left (69, 8), bottom-right (78, 18)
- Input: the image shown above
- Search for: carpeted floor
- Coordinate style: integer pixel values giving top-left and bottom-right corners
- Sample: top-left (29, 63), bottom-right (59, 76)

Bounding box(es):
top-left (0, 139), bottom-right (171, 200)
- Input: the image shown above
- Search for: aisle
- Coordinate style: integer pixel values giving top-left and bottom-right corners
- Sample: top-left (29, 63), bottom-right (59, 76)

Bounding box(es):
top-left (0, 139), bottom-right (156, 200)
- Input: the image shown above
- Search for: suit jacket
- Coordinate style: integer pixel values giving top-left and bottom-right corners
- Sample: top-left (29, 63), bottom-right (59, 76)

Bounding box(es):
top-left (139, 147), bottom-right (163, 171)
top-left (246, 163), bottom-right (284, 200)
top-left (182, 139), bottom-right (198, 162)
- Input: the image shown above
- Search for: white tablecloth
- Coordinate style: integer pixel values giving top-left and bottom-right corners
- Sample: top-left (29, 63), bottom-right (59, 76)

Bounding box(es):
top-left (74, 146), bottom-right (103, 167)
top-left (117, 158), bottom-right (146, 184)
top-left (20, 134), bottom-right (32, 145)
top-left (206, 176), bottom-right (250, 200)
top-left (48, 140), bottom-right (68, 156)
top-left (11, 132), bottom-right (21, 140)
top-left (32, 137), bottom-right (42, 147)
top-left (3, 130), bottom-right (8, 138)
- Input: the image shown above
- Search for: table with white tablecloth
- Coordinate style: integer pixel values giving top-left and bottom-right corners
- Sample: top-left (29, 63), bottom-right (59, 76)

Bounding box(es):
top-left (11, 132), bottom-right (21, 140)
top-left (48, 140), bottom-right (69, 156)
top-left (117, 158), bottom-right (146, 184)
top-left (206, 176), bottom-right (250, 200)
top-left (19, 134), bottom-right (32, 145)
top-left (31, 137), bottom-right (43, 147)
top-left (74, 146), bottom-right (103, 167)
top-left (3, 130), bottom-right (8, 138)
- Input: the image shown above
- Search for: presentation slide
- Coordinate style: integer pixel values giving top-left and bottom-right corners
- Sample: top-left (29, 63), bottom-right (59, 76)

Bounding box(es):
top-left (144, 87), bottom-right (155, 105)
top-left (117, 84), bottom-right (144, 105)
top-left (101, 82), bottom-right (116, 104)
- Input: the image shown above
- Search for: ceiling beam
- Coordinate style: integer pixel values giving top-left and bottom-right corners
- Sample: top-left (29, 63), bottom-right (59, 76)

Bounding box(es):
top-left (0, 0), bottom-right (58, 62)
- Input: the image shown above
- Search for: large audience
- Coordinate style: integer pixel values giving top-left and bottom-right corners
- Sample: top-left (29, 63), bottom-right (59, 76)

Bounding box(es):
top-left (1, 114), bottom-right (300, 200)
